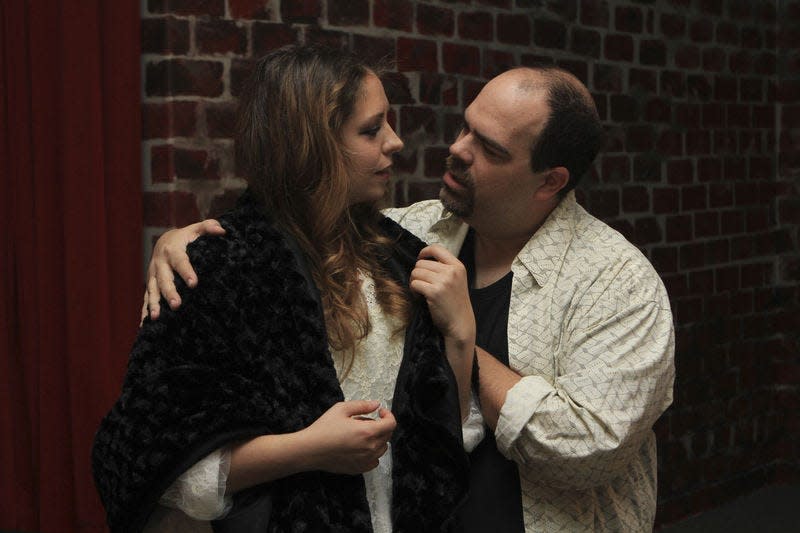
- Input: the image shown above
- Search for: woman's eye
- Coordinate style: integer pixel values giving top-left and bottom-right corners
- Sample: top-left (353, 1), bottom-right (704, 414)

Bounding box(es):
top-left (362, 125), bottom-right (381, 137)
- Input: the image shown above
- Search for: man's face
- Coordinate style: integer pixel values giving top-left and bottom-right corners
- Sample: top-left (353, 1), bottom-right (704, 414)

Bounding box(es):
top-left (439, 72), bottom-right (550, 225)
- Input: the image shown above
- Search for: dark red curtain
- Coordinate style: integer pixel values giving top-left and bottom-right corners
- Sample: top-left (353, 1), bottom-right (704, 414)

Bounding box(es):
top-left (1, 1), bottom-right (141, 531)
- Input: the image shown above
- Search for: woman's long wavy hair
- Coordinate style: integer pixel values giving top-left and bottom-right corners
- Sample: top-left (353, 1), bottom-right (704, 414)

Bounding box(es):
top-left (236, 45), bottom-right (411, 371)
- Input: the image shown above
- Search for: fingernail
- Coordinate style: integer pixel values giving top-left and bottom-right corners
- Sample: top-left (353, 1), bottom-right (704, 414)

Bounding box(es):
top-left (188, 278), bottom-right (196, 286)
top-left (169, 299), bottom-right (178, 307)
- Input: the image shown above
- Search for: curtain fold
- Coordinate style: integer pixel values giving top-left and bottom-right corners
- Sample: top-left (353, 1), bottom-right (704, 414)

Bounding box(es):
top-left (1, 1), bottom-right (141, 531)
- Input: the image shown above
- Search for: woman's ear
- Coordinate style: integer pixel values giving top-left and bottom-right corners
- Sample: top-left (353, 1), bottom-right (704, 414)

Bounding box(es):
top-left (533, 166), bottom-right (569, 201)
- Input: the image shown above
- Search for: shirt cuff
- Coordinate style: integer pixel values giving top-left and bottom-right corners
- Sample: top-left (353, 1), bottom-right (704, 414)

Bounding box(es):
top-left (494, 375), bottom-right (553, 463)
top-left (159, 447), bottom-right (234, 520)
top-left (461, 393), bottom-right (485, 452)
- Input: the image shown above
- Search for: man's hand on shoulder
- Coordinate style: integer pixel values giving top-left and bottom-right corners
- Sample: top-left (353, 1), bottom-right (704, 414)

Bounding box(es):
top-left (141, 219), bottom-right (226, 324)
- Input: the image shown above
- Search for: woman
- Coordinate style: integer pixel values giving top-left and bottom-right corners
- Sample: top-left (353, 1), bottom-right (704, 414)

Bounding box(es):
top-left (92, 45), bottom-right (480, 532)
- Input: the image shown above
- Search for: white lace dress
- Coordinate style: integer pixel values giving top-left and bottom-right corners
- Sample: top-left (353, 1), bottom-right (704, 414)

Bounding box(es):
top-left (146, 275), bottom-right (484, 532)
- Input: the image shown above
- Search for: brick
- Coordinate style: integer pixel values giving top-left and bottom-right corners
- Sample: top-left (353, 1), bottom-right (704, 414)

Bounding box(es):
top-left (689, 18), bottom-right (713, 43)
top-left (593, 93), bottom-right (607, 121)
top-left (701, 47), bottom-right (726, 72)
top-left (709, 183), bottom-right (733, 208)
top-left (651, 247), bottom-right (678, 273)
top-left (555, 60), bottom-right (589, 85)
top-left (462, 80), bottom-right (485, 107)
top-left (482, 49), bottom-right (514, 79)
top-left (208, 188), bottom-right (246, 217)
top-left (145, 59), bottom-right (224, 98)
top-left (580, 0), bottom-right (610, 28)
top-left (687, 75), bottom-right (712, 101)
top-left (653, 187), bottom-right (679, 214)
top-left (634, 154), bottom-right (663, 182)
top-left (679, 242), bottom-right (704, 268)
top-left (667, 215), bottom-right (692, 243)
top-left (393, 149), bottom-right (417, 174)
top-left (605, 34), bottom-right (633, 61)
top-left (352, 35), bottom-right (395, 66)
top-left (587, 189), bottom-right (620, 218)
top-left (151, 144), bottom-right (220, 183)
top-left (424, 147), bottom-right (449, 177)
top-left (142, 101), bottom-right (197, 139)
top-left (640, 39), bottom-right (667, 65)
top-left (661, 70), bottom-right (686, 98)
top-left (382, 72), bottom-right (413, 105)
top-left (696, 158), bottom-right (722, 183)
top-left (404, 180), bottom-right (441, 205)
top-left (476, 0), bottom-right (511, 7)
top-left (571, 28), bottom-right (601, 57)
top-left (637, 98), bottom-right (670, 126)
top-left (205, 102), bottom-right (236, 138)
top-left (675, 103), bottom-right (701, 129)
top-left (727, 104), bottom-right (751, 128)
top-left (196, 19), bottom-right (247, 55)
top-left (594, 64), bottom-right (623, 92)
top-left (397, 38), bottom-right (438, 72)
top-left (714, 76), bottom-right (738, 101)
top-left (717, 22), bottom-right (740, 46)
top-left (740, 78), bottom-right (763, 102)
top-left (716, 266), bottom-right (740, 292)
top-left (373, 0), bottom-right (413, 32)
top-left (705, 238), bottom-right (729, 264)
top-left (701, 104), bottom-right (724, 128)
top-left (686, 130), bottom-right (711, 155)
top-left (601, 155), bottom-right (630, 183)
top-left (626, 125), bottom-right (654, 152)
top-left (302, 27), bottom-right (348, 50)
top-left (400, 105), bottom-right (437, 141)
top-left (611, 94), bottom-right (640, 122)
top-left (689, 269), bottom-right (714, 294)
top-left (458, 11), bottom-right (493, 41)
top-left (418, 73), bottom-right (445, 105)
top-left (667, 159), bottom-right (693, 185)
top-left (328, 0), bottom-right (369, 25)
top-left (682, 185), bottom-right (707, 211)
top-left (146, 0), bottom-right (224, 16)
top-left (660, 13), bottom-right (685, 38)
top-left (443, 43), bottom-right (480, 76)
top-left (497, 14), bottom-right (530, 45)
top-left (231, 0), bottom-right (275, 20)
top-left (635, 217), bottom-right (661, 245)
top-left (694, 211), bottom-right (719, 237)
top-left (141, 16), bottom-right (190, 55)
top-left (143, 191), bottom-right (201, 227)
top-left (629, 68), bottom-right (657, 92)
top-left (753, 52), bottom-right (777, 76)
top-left (617, 6), bottom-right (643, 32)
top-left (675, 45), bottom-right (701, 69)
top-left (741, 26), bottom-right (763, 48)
top-left (417, 4), bottom-right (454, 36)
top-left (230, 58), bottom-right (255, 97)
top-left (251, 23), bottom-right (298, 56)
top-left (534, 18), bottom-right (566, 49)
top-left (657, 130), bottom-right (683, 156)
top-left (729, 50), bottom-right (753, 74)
top-left (623, 186), bottom-right (649, 212)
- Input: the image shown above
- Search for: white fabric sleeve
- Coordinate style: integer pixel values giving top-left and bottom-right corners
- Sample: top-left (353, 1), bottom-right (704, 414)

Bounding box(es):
top-left (158, 447), bottom-right (234, 520)
top-left (495, 300), bottom-right (675, 490)
top-left (461, 393), bottom-right (485, 452)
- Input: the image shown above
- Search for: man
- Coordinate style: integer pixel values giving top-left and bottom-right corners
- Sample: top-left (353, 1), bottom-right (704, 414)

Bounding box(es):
top-left (144, 67), bottom-right (675, 532)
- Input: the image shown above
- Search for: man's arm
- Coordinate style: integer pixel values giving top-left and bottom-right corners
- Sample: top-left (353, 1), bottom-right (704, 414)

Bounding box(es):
top-left (491, 296), bottom-right (675, 490)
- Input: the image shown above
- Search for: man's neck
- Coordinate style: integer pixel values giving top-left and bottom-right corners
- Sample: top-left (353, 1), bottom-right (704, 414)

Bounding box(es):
top-left (467, 199), bottom-right (559, 289)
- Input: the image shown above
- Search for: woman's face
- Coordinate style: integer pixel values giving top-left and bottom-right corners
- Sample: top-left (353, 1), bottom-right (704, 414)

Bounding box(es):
top-left (340, 73), bottom-right (404, 206)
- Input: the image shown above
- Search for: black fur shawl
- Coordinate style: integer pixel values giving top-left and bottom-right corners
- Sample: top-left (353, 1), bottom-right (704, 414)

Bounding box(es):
top-left (91, 192), bottom-right (469, 532)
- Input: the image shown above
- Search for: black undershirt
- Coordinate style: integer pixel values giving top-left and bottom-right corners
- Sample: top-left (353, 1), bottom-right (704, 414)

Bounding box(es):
top-left (456, 229), bottom-right (525, 533)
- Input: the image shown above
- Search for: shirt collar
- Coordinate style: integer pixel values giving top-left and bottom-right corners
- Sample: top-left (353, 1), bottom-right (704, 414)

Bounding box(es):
top-left (426, 191), bottom-right (578, 288)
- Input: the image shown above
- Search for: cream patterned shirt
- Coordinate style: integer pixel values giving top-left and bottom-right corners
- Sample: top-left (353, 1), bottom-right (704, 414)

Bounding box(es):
top-left (384, 192), bottom-right (675, 532)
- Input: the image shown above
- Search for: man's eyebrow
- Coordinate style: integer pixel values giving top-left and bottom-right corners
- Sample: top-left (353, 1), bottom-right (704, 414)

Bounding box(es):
top-left (463, 116), bottom-right (512, 159)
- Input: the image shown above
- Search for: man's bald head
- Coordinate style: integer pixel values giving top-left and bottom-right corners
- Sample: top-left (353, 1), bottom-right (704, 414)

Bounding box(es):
top-left (491, 67), bottom-right (603, 196)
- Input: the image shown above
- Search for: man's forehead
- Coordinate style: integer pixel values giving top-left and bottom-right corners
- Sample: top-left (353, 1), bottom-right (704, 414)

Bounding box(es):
top-left (466, 86), bottom-right (547, 147)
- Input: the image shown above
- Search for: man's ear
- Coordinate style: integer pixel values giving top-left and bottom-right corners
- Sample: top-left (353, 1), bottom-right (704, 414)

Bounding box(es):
top-left (534, 166), bottom-right (569, 201)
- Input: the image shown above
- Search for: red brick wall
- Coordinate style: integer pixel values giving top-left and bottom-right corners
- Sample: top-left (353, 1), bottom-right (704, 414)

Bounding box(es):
top-left (141, 0), bottom-right (800, 526)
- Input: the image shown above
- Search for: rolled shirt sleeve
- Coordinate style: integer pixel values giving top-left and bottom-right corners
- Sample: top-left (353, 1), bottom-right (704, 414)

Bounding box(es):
top-left (496, 298), bottom-right (674, 490)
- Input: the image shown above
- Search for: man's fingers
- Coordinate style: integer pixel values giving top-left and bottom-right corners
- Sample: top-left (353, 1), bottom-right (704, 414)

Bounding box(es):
top-left (172, 256), bottom-right (198, 288)
top-left (146, 275), bottom-right (161, 320)
top-left (196, 219), bottom-right (226, 236)
top-left (155, 262), bottom-right (182, 309)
